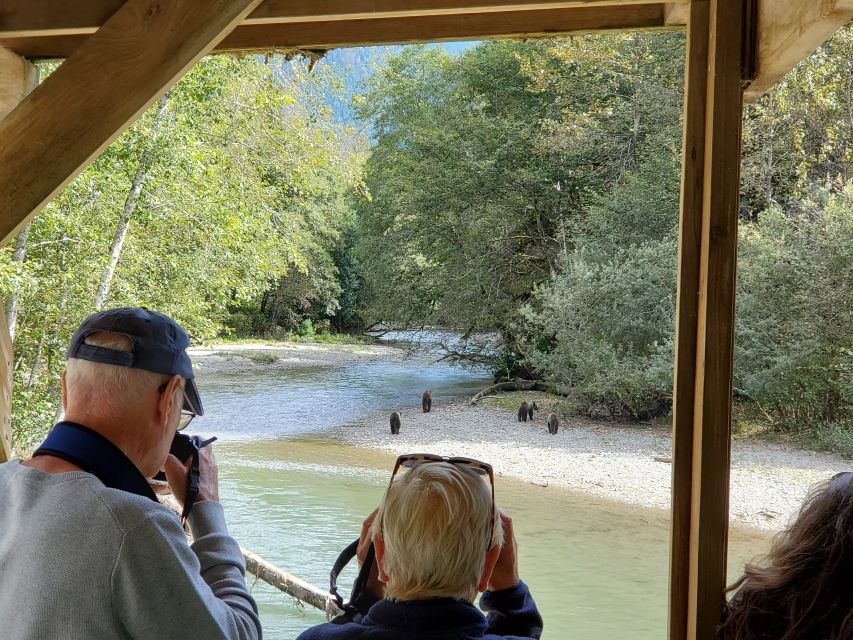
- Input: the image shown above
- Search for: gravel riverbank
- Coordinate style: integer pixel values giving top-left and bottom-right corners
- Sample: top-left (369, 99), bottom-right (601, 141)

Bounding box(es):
top-left (333, 398), bottom-right (847, 531)
top-left (189, 341), bottom-right (402, 374)
top-left (190, 341), bottom-right (847, 531)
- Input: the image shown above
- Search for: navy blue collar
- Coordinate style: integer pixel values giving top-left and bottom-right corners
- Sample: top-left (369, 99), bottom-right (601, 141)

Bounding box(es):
top-left (33, 421), bottom-right (158, 502)
top-left (365, 597), bottom-right (487, 633)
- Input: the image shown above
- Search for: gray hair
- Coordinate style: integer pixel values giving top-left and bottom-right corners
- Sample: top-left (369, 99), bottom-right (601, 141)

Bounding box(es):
top-left (65, 332), bottom-right (165, 414)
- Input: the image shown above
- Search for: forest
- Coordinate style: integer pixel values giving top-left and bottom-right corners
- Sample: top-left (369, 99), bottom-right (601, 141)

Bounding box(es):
top-left (2, 28), bottom-right (851, 454)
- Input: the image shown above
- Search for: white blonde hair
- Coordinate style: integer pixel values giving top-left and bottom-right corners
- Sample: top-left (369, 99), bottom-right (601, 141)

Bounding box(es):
top-left (371, 461), bottom-right (503, 601)
top-left (65, 332), bottom-right (165, 414)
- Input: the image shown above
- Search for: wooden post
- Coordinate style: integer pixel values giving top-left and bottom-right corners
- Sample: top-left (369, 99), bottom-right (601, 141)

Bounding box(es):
top-left (0, 0), bottom-right (264, 246)
top-left (669, 0), bottom-right (745, 639)
top-left (0, 46), bottom-right (37, 462)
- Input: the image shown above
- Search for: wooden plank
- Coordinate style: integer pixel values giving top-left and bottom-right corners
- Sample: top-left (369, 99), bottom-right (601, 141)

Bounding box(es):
top-left (1, 5), bottom-right (673, 58)
top-left (0, 310), bottom-right (12, 462)
top-left (0, 47), bottom-right (36, 462)
top-left (668, 1), bottom-right (709, 638)
top-left (219, 5), bottom-right (671, 49)
top-left (673, 0), bottom-right (746, 638)
top-left (745, 0), bottom-right (853, 100)
top-left (664, 2), bottom-right (689, 25)
top-left (0, 46), bottom-right (37, 119)
top-left (0, 0), bottom-right (264, 246)
top-left (0, 0), bottom-right (690, 37)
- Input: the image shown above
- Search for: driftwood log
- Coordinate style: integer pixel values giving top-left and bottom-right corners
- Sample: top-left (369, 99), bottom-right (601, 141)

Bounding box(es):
top-left (470, 379), bottom-right (570, 405)
top-left (242, 547), bottom-right (342, 618)
top-left (157, 493), bottom-right (340, 618)
top-left (470, 379), bottom-right (536, 405)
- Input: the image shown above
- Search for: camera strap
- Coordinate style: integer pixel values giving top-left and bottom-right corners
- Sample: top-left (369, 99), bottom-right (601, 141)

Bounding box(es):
top-left (329, 538), bottom-right (380, 625)
top-left (181, 436), bottom-right (216, 523)
top-left (33, 421), bottom-right (158, 502)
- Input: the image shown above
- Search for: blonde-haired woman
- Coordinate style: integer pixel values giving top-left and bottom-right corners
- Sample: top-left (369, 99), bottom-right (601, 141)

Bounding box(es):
top-left (298, 454), bottom-right (543, 640)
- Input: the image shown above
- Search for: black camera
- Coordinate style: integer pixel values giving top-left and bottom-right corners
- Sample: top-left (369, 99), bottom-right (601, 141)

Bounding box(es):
top-left (152, 433), bottom-right (216, 483)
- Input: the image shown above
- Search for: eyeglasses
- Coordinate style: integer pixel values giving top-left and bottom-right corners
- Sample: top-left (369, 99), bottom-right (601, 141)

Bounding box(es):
top-left (387, 453), bottom-right (497, 549)
top-left (158, 381), bottom-right (196, 431)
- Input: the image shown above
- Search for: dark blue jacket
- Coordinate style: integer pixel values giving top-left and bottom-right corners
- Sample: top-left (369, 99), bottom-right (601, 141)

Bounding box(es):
top-left (296, 582), bottom-right (542, 640)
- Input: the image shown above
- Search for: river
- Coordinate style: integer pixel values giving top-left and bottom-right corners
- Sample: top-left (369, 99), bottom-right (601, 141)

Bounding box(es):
top-left (196, 350), bottom-right (771, 639)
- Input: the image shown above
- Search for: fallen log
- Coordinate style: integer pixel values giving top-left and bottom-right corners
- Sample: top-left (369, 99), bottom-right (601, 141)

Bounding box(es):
top-left (241, 547), bottom-right (342, 618)
top-left (158, 495), bottom-right (340, 618)
top-left (470, 379), bottom-right (538, 405)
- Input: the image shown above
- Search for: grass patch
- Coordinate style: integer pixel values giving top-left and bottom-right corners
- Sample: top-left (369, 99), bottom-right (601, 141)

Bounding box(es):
top-left (212, 332), bottom-right (368, 347)
top-left (734, 403), bottom-right (853, 458)
top-left (479, 390), bottom-right (570, 416)
top-left (807, 423), bottom-right (853, 459)
top-left (226, 350), bottom-right (279, 364)
top-left (291, 333), bottom-right (367, 345)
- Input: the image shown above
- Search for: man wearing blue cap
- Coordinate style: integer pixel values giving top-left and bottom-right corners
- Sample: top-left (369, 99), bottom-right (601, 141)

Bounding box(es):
top-left (0, 307), bottom-right (261, 640)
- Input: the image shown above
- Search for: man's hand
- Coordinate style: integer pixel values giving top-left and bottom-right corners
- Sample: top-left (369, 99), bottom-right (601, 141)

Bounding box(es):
top-left (163, 442), bottom-right (220, 509)
top-left (488, 510), bottom-right (520, 592)
top-left (357, 508), bottom-right (384, 599)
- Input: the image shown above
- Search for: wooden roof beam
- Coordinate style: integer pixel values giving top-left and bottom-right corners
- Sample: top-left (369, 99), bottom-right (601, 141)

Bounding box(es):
top-left (0, 0), bottom-right (264, 245)
top-left (0, 5), bottom-right (679, 59)
top-left (1, 0), bottom-right (689, 38)
top-left (745, 0), bottom-right (853, 101)
top-left (219, 5), bottom-right (675, 50)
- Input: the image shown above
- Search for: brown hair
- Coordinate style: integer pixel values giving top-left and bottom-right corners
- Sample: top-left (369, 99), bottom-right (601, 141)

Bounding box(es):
top-left (719, 472), bottom-right (853, 640)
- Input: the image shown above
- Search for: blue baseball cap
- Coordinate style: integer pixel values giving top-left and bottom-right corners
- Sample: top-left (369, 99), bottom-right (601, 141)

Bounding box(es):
top-left (66, 307), bottom-right (203, 416)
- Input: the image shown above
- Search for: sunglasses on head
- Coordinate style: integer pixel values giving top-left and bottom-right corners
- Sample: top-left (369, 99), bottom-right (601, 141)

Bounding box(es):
top-left (388, 453), bottom-right (497, 549)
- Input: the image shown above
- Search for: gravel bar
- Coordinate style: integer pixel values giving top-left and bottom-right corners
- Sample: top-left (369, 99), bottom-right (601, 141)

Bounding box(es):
top-left (333, 399), bottom-right (847, 531)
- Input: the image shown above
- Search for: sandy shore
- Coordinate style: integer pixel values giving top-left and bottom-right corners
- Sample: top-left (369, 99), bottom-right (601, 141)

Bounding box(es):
top-left (333, 398), bottom-right (847, 531)
top-left (189, 341), bottom-right (402, 374)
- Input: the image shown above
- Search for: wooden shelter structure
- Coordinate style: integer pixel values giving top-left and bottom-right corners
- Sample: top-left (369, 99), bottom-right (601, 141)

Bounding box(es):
top-left (0, 1), bottom-right (851, 638)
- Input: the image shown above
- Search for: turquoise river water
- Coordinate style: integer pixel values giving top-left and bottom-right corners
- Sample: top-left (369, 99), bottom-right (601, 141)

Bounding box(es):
top-left (195, 354), bottom-right (771, 640)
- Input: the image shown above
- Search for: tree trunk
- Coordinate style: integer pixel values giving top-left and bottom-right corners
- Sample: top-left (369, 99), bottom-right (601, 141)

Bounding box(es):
top-left (93, 94), bottom-right (170, 310)
top-left (25, 320), bottom-right (47, 390)
top-left (5, 220), bottom-right (32, 342)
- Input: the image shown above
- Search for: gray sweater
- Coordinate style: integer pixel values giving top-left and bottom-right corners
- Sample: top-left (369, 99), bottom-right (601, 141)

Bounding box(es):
top-left (0, 459), bottom-right (262, 640)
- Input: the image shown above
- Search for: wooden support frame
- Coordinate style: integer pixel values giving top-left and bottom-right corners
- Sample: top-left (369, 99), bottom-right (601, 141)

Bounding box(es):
top-left (0, 46), bottom-right (37, 463)
top-left (0, 311), bottom-right (12, 463)
top-left (746, 0), bottom-right (853, 100)
top-left (0, 4), bottom-right (680, 59)
top-left (669, 0), bottom-right (746, 639)
top-left (0, 0), bottom-right (690, 38)
top-left (0, 0), bottom-right (265, 246)
top-left (0, 0), bottom-right (846, 630)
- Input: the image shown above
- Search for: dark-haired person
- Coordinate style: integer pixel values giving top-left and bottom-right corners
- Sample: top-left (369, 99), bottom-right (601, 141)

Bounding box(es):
top-left (719, 471), bottom-right (853, 640)
top-left (0, 307), bottom-right (261, 640)
top-left (298, 455), bottom-right (543, 640)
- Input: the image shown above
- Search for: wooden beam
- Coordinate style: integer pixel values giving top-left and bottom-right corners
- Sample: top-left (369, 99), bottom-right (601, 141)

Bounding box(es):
top-left (0, 47), bottom-right (36, 463)
top-left (0, 310), bottom-right (11, 463)
top-left (668, 0), bottom-right (709, 637)
top-left (669, 0), bottom-right (745, 638)
top-left (664, 2), bottom-right (689, 26)
top-left (0, 0), bottom-right (690, 38)
top-left (0, 0), bottom-right (264, 246)
top-left (0, 47), bottom-right (37, 119)
top-left (0, 5), bottom-right (674, 58)
top-left (745, 0), bottom-right (853, 101)
top-left (219, 5), bottom-right (672, 49)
